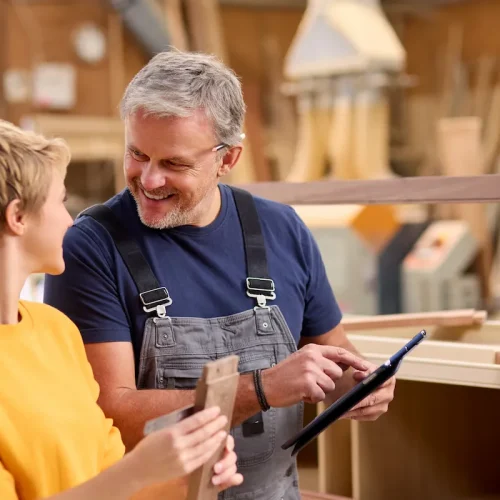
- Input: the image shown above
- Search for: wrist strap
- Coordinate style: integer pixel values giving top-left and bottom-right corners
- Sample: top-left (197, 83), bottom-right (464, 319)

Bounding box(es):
top-left (253, 369), bottom-right (271, 412)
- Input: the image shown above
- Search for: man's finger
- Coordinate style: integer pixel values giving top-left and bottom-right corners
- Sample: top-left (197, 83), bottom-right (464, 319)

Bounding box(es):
top-left (305, 385), bottom-right (326, 404)
top-left (319, 346), bottom-right (369, 372)
top-left (319, 358), bottom-right (343, 381)
top-left (316, 371), bottom-right (337, 393)
top-left (345, 403), bottom-right (389, 421)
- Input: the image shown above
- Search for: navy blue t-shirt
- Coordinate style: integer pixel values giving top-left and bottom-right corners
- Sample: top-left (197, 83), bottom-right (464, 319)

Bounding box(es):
top-left (43, 184), bottom-right (342, 367)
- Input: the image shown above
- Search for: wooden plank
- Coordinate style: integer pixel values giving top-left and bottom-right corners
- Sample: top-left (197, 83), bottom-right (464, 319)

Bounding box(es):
top-left (241, 80), bottom-right (272, 181)
top-left (184, 0), bottom-right (227, 59)
top-left (107, 10), bottom-right (126, 116)
top-left (350, 335), bottom-right (499, 365)
top-left (363, 354), bottom-right (500, 389)
top-left (342, 309), bottom-right (487, 331)
top-left (163, 0), bottom-right (189, 51)
top-left (236, 174), bottom-right (500, 205)
top-left (300, 491), bottom-right (351, 500)
top-left (186, 356), bottom-right (240, 500)
top-left (0, 0), bottom-right (8, 119)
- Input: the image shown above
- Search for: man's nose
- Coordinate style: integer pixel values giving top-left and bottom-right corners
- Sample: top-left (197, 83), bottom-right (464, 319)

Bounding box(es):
top-left (140, 162), bottom-right (167, 191)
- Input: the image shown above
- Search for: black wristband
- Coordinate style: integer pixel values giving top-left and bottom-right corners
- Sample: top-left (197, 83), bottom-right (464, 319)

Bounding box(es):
top-left (253, 369), bottom-right (271, 412)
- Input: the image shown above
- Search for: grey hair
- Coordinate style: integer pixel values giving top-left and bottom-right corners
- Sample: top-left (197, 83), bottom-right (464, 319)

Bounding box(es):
top-left (120, 50), bottom-right (246, 147)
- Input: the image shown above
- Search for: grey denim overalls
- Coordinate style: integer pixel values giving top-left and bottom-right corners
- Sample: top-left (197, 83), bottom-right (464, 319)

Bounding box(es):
top-left (81, 187), bottom-right (304, 500)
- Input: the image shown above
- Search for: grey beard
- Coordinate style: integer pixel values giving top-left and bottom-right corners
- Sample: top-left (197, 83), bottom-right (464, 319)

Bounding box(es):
top-left (133, 194), bottom-right (205, 230)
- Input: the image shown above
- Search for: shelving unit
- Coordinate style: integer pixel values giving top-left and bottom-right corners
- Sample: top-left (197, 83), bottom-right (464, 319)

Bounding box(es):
top-left (297, 320), bottom-right (500, 500)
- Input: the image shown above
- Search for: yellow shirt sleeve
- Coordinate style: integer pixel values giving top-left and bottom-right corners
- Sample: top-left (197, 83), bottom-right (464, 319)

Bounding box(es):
top-left (0, 461), bottom-right (18, 500)
top-left (65, 318), bottom-right (126, 468)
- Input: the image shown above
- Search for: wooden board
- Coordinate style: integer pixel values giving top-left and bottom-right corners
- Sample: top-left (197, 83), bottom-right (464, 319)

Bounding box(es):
top-left (342, 309), bottom-right (487, 331)
top-left (163, 0), bottom-right (189, 51)
top-left (187, 356), bottom-right (240, 500)
top-left (301, 491), bottom-right (351, 500)
top-left (107, 10), bottom-right (126, 116)
top-left (236, 174), bottom-right (500, 205)
top-left (346, 322), bottom-right (500, 389)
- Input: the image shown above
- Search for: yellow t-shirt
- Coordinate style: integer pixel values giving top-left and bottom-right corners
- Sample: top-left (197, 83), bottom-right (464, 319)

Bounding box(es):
top-left (0, 300), bottom-right (125, 499)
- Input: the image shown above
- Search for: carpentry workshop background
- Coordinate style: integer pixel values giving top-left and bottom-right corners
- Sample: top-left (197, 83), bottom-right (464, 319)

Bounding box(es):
top-left (3, 0), bottom-right (500, 499)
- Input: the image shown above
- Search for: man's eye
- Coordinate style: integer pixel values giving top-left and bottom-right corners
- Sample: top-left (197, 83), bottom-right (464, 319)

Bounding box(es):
top-left (167, 161), bottom-right (189, 169)
top-left (131, 150), bottom-right (147, 160)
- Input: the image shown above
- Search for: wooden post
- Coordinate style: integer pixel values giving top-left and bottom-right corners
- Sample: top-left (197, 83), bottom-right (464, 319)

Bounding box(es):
top-left (163, 0), bottom-right (189, 51)
top-left (184, 0), bottom-right (227, 60)
top-left (0, 0), bottom-right (9, 120)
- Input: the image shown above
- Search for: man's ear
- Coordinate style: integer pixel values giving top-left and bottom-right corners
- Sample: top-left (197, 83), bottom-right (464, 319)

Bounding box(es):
top-left (4, 199), bottom-right (27, 236)
top-left (217, 146), bottom-right (242, 178)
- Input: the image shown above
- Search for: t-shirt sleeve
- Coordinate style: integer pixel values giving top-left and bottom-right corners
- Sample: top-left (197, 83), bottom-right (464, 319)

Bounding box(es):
top-left (0, 462), bottom-right (17, 500)
top-left (43, 222), bottom-right (132, 344)
top-left (293, 210), bottom-right (343, 337)
top-left (65, 317), bottom-right (126, 468)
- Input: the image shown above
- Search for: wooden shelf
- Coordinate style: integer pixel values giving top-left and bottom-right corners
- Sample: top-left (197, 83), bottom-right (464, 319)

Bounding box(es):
top-left (301, 320), bottom-right (500, 499)
top-left (349, 321), bottom-right (500, 389)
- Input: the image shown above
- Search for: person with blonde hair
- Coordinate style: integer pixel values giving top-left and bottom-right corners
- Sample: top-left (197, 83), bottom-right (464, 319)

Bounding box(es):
top-left (0, 118), bottom-right (243, 500)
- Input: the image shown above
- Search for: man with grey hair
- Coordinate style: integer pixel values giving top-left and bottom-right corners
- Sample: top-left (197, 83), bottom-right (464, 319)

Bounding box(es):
top-left (44, 50), bottom-right (395, 499)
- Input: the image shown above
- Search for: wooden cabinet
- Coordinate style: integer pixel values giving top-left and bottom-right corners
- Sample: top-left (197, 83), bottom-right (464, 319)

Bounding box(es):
top-left (298, 321), bottom-right (500, 499)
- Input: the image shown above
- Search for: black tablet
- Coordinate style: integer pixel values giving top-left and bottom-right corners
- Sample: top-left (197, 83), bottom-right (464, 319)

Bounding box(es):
top-left (281, 329), bottom-right (427, 456)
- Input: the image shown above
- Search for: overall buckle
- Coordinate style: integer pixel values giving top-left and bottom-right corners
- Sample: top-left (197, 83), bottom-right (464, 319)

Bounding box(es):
top-left (246, 277), bottom-right (276, 310)
top-left (140, 287), bottom-right (172, 318)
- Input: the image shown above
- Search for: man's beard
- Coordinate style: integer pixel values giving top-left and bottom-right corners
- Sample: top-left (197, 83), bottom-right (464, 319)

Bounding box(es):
top-left (129, 179), bottom-right (212, 230)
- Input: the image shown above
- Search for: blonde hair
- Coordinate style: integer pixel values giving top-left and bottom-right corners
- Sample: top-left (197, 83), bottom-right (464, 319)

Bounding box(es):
top-left (0, 119), bottom-right (70, 228)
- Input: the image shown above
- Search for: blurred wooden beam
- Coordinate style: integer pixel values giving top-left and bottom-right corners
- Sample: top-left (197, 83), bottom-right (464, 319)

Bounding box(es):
top-left (219, 0), bottom-right (305, 6)
top-left (236, 174), bottom-right (500, 205)
top-left (0, 0), bottom-right (8, 119)
top-left (163, 0), bottom-right (189, 50)
top-left (219, 0), bottom-right (466, 6)
top-left (184, 0), bottom-right (227, 59)
top-left (107, 10), bottom-right (125, 116)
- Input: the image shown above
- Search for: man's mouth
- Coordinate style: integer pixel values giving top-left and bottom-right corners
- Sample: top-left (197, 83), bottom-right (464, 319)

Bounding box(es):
top-left (142, 190), bottom-right (175, 201)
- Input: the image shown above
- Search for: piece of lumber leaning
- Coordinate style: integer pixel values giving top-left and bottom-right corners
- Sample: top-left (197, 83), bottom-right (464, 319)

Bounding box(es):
top-left (142, 356), bottom-right (240, 500)
top-left (187, 355), bottom-right (240, 500)
top-left (342, 309), bottom-right (487, 332)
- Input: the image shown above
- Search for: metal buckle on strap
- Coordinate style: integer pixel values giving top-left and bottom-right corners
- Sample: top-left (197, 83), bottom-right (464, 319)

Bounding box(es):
top-left (246, 277), bottom-right (276, 309)
top-left (140, 287), bottom-right (172, 318)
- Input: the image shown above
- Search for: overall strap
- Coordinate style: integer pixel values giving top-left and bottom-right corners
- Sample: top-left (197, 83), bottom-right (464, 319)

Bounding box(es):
top-left (77, 204), bottom-right (172, 317)
top-left (230, 186), bottom-right (276, 309)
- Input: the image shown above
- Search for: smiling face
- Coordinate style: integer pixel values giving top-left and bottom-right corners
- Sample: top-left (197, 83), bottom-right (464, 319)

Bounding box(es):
top-left (124, 109), bottom-right (240, 229)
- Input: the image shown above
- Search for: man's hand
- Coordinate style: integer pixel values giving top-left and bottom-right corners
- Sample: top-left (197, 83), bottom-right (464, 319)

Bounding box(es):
top-left (342, 362), bottom-right (396, 421)
top-left (261, 344), bottom-right (369, 408)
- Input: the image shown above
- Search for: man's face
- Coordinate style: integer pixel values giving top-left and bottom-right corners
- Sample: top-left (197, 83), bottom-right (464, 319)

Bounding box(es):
top-left (124, 109), bottom-right (223, 229)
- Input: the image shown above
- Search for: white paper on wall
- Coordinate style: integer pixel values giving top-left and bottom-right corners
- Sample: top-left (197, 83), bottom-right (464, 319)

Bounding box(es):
top-left (32, 63), bottom-right (76, 110)
top-left (3, 69), bottom-right (31, 103)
